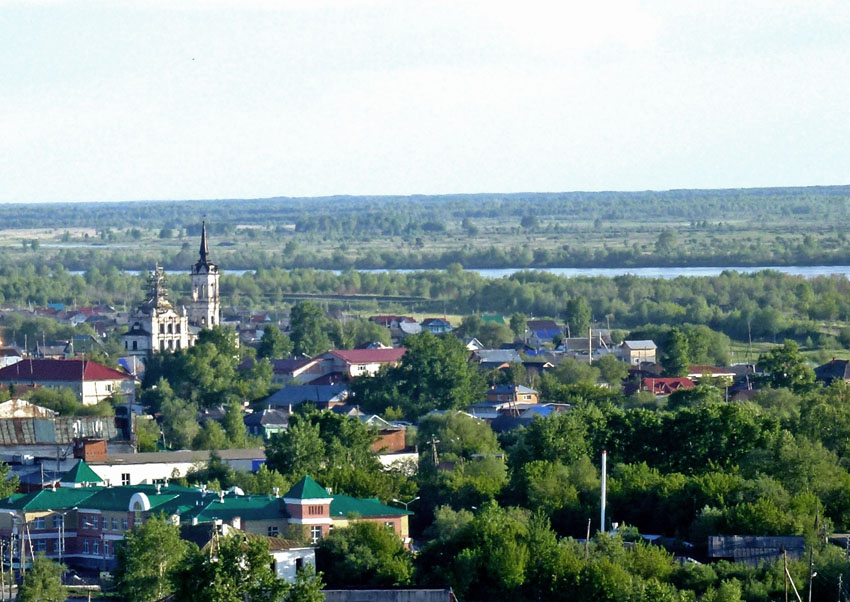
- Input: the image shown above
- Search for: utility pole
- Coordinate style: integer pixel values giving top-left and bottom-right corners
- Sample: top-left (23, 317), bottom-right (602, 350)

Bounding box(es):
top-left (429, 435), bottom-right (440, 467)
top-left (584, 518), bottom-right (591, 560)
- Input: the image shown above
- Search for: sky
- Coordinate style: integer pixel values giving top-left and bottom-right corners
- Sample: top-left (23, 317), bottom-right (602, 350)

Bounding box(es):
top-left (2, 0), bottom-right (850, 203)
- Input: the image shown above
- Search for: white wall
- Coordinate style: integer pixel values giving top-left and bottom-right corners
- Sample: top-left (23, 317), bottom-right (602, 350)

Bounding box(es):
top-left (272, 548), bottom-right (316, 583)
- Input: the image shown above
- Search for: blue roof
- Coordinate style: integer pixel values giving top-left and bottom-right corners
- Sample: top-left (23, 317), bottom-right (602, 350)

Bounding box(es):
top-left (489, 385), bottom-right (538, 395)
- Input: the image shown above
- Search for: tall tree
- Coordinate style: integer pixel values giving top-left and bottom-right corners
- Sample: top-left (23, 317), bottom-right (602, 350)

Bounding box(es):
top-left (174, 534), bottom-right (286, 602)
top-left (290, 301), bottom-right (332, 357)
top-left (509, 312), bottom-right (528, 338)
top-left (222, 400), bottom-right (249, 448)
top-left (257, 325), bottom-right (293, 359)
top-left (16, 555), bottom-right (65, 602)
top-left (564, 297), bottom-right (591, 336)
top-left (352, 332), bottom-right (487, 419)
top-left (758, 340), bottom-right (815, 391)
top-left (114, 515), bottom-right (191, 602)
top-left (660, 327), bottom-right (690, 377)
top-left (316, 521), bottom-right (414, 587)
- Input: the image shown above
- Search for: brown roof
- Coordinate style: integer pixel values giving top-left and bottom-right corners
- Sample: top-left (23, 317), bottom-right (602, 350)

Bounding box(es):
top-left (328, 348), bottom-right (406, 364)
top-left (0, 359), bottom-right (132, 382)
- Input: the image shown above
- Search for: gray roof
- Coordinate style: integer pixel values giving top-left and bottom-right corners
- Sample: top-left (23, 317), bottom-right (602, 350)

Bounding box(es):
top-left (474, 349), bottom-right (522, 364)
top-left (264, 384), bottom-right (349, 406)
top-left (623, 340), bottom-right (657, 350)
top-left (0, 417), bottom-right (118, 446)
top-left (243, 409), bottom-right (289, 428)
top-left (91, 448), bottom-right (265, 465)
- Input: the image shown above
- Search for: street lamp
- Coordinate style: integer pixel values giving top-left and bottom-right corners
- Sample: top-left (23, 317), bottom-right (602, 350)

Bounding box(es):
top-left (47, 507), bottom-right (76, 564)
top-left (391, 496), bottom-right (420, 511)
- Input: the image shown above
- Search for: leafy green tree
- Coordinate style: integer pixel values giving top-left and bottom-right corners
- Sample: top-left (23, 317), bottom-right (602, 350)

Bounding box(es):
top-left (457, 315), bottom-right (484, 340)
top-left (666, 383), bottom-right (724, 411)
top-left (353, 332), bottom-right (486, 418)
top-left (443, 456), bottom-right (508, 507)
top-left (478, 323), bottom-right (514, 348)
top-left (284, 564), bottom-right (325, 602)
top-left (509, 312), bottom-right (528, 338)
top-left (222, 400), bottom-right (249, 448)
top-left (136, 415), bottom-right (161, 452)
top-left (546, 358), bottom-right (600, 387)
top-left (660, 327), bottom-right (690, 376)
top-left (416, 411), bottom-right (502, 462)
top-left (317, 521), bottom-right (414, 587)
top-left (193, 420), bottom-right (230, 450)
top-left (564, 297), bottom-right (591, 336)
top-left (175, 534), bottom-right (286, 602)
top-left (115, 515), bottom-right (191, 602)
top-left (16, 554), bottom-right (65, 602)
top-left (341, 318), bottom-right (392, 349)
top-left (160, 396), bottom-right (200, 450)
top-left (290, 301), bottom-right (332, 356)
top-left (594, 354), bottom-right (629, 386)
top-left (655, 229), bottom-right (678, 254)
top-left (257, 325), bottom-right (293, 359)
top-left (265, 417), bottom-right (325, 478)
top-left (758, 340), bottom-right (815, 391)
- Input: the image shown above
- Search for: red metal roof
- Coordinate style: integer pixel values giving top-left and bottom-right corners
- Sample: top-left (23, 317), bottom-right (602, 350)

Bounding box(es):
top-left (0, 359), bottom-right (132, 382)
top-left (327, 348), bottom-right (406, 364)
top-left (641, 377), bottom-right (695, 395)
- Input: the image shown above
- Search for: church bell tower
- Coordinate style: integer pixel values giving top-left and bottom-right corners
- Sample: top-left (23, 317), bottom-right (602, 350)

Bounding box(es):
top-left (189, 221), bottom-right (221, 328)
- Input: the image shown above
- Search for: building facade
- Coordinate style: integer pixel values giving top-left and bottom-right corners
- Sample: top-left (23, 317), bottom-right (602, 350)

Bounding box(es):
top-left (122, 224), bottom-right (221, 356)
top-left (189, 221), bottom-right (221, 329)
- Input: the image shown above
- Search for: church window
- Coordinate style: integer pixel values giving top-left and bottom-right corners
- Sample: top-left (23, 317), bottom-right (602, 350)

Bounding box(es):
top-left (160, 341), bottom-right (165, 351)
top-left (159, 323), bottom-right (165, 334)
top-left (176, 323), bottom-right (181, 334)
top-left (176, 341), bottom-right (181, 350)
top-left (132, 341), bottom-right (138, 351)
top-left (168, 323), bottom-right (173, 334)
top-left (124, 341), bottom-right (128, 349)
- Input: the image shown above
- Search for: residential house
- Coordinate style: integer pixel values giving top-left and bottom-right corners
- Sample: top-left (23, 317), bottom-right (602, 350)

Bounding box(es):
top-left (263, 383), bottom-right (349, 411)
top-left (0, 347), bottom-right (23, 368)
top-left (268, 358), bottom-right (324, 386)
top-left (369, 316), bottom-right (420, 340)
top-left (243, 409), bottom-right (290, 440)
top-left (526, 320), bottom-right (562, 348)
top-left (486, 384), bottom-right (539, 405)
top-left (641, 377), bottom-right (695, 396)
top-left (686, 365), bottom-right (736, 383)
top-left (317, 348), bottom-right (406, 379)
top-left (0, 359), bottom-right (136, 405)
top-left (620, 340), bottom-right (657, 365)
top-left (472, 349), bottom-right (522, 371)
top-left (559, 332), bottom-right (614, 359)
top-left (420, 318), bottom-right (453, 334)
top-left (815, 359), bottom-right (850, 386)
top-left (464, 338), bottom-right (484, 351)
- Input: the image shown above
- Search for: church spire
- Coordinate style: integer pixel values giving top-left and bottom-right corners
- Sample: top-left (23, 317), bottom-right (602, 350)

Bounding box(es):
top-left (199, 220), bottom-right (210, 265)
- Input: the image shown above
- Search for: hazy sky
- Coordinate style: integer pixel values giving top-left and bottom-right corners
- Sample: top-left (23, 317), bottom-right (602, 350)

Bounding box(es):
top-left (3, 0), bottom-right (850, 203)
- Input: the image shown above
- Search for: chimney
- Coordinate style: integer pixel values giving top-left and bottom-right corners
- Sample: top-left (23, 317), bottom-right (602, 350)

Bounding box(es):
top-left (219, 491), bottom-right (225, 503)
top-left (273, 487), bottom-right (280, 498)
top-left (231, 516), bottom-right (241, 530)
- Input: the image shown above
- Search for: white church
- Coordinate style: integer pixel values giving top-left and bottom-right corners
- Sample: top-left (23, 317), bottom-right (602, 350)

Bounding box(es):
top-left (122, 223), bottom-right (221, 356)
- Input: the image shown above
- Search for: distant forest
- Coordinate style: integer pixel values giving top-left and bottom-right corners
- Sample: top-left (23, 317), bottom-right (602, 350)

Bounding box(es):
top-left (1, 186), bottom-right (849, 271)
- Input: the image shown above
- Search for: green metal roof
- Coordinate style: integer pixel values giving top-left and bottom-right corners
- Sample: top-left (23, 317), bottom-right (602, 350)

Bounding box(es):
top-left (1, 487), bottom-right (101, 511)
top-left (61, 460), bottom-right (104, 485)
top-left (284, 476), bottom-right (330, 500)
top-left (481, 315), bottom-right (505, 324)
top-left (330, 494), bottom-right (412, 518)
top-left (193, 495), bottom-right (287, 523)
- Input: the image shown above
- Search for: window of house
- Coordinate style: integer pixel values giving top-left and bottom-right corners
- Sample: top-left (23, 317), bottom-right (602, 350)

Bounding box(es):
top-left (124, 341), bottom-right (128, 349)
top-left (121, 473), bottom-right (130, 486)
top-left (112, 518), bottom-right (118, 531)
top-left (295, 557), bottom-right (304, 572)
top-left (93, 540), bottom-right (99, 556)
top-left (104, 541), bottom-right (110, 557)
top-left (310, 525), bottom-right (322, 544)
top-left (35, 540), bottom-right (46, 553)
top-left (34, 517), bottom-right (45, 529)
top-left (53, 515), bottom-right (63, 529)
top-left (83, 540), bottom-right (90, 554)
top-left (122, 518), bottom-right (128, 531)
top-left (132, 341), bottom-right (138, 351)
top-left (267, 526), bottom-right (279, 537)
